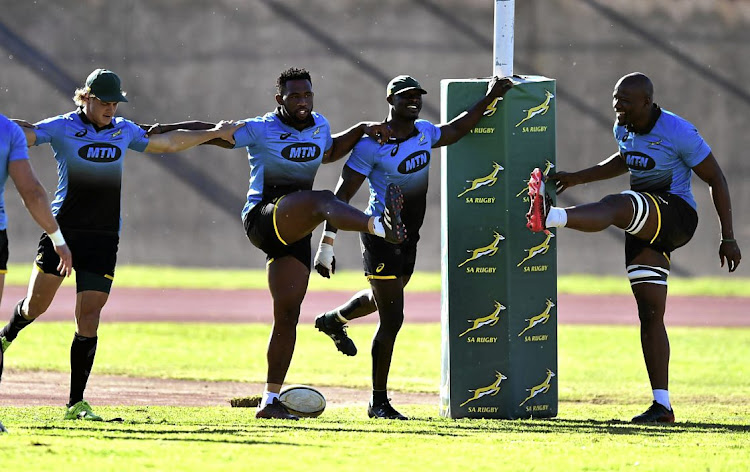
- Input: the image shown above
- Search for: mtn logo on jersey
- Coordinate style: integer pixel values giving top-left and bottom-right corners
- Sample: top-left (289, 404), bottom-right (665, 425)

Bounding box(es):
top-left (624, 151), bottom-right (656, 170)
top-left (397, 150), bottom-right (430, 174)
top-left (78, 143), bottom-right (122, 163)
top-left (281, 143), bottom-right (321, 162)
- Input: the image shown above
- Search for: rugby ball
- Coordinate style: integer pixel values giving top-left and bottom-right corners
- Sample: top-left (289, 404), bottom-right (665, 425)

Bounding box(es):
top-left (280, 385), bottom-right (326, 418)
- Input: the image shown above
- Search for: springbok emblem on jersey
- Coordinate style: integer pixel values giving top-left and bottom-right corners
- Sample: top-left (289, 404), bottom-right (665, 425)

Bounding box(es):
top-left (459, 301), bottom-right (506, 337)
top-left (312, 127), bottom-right (321, 138)
top-left (483, 97), bottom-right (503, 117)
top-left (460, 371), bottom-right (508, 407)
top-left (516, 160), bottom-right (555, 198)
top-left (459, 231), bottom-right (505, 267)
top-left (517, 299), bottom-right (556, 337)
top-left (515, 90), bottom-right (554, 128)
top-left (517, 231), bottom-right (555, 267)
top-left (457, 162), bottom-right (504, 198)
top-left (519, 369), bottom-right (556, 406)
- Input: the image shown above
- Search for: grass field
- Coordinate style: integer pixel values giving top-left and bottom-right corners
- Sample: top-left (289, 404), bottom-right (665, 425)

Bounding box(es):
top-left (6, 263), bottom-right (750, 296)
top-left (1, 322), bottom-right (748, 471)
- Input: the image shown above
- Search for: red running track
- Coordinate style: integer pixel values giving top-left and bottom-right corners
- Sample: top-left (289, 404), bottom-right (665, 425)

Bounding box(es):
top-left (0, 286), bottom-right (746, 327)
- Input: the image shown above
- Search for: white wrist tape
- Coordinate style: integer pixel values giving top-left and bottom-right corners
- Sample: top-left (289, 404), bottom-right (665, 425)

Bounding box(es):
top-left (323, 231), bottom-right (337, 240)
top-left (48, 229), bottom-right (66, 246)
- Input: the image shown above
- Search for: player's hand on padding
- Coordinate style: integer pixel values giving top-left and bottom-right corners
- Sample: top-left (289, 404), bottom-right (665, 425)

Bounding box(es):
top-left (53, 243), bottom-right (73, 277)
top-left (546, 171), bottom-right (577, 195)
top-left (487, 76), bottom-right (515, 98)
top-left (314, 242), bottom-right (336, 278)
top-left (719, 240), bottom-right (741, 273)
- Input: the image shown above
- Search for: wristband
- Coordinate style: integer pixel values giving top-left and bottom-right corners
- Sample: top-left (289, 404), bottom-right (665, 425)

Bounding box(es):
top-left (323, 231), bottom-right (337, 240)
top-left (721, 238), bottom-right (736, 243)
top-left (48, 229), bottom-right (66, 246)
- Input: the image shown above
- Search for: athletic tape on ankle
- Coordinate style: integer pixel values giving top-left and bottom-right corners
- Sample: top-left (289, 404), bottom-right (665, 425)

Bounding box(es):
top-left (621, 190), bottom-right (649, 235)
top-left (627, 264), bottom-right (669, 286)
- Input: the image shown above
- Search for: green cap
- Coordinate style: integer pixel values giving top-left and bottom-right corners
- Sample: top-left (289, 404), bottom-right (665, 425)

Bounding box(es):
top-left (85, 69), bottom-right (128, 102)
top-left (386, 75), bottom-right (427, 97)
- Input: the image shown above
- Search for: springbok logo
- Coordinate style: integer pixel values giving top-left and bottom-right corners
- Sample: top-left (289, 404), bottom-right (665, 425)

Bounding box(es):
top-left (519, 369), bottom-right (556, 406)
top-left (460, 371), bottom-right (508, 407)
top-left (517, 231), bottom-right (555, 267)
top-left (483, 97), bottom-right (502, 117)
top-left (457, 162), bottom-right (504, 198)
top-left (517, 299), bottom-right (556, 337)
top-left (459, 301), bottom-right (506, 337)
top-left (458, 231), bottom-right (504, 267)
top-left (515, 90), bottom-right (554, 128)
top-left (516, 160), bottom-right (555, 198)
top-left (312, 127), bottom-right (321, 138)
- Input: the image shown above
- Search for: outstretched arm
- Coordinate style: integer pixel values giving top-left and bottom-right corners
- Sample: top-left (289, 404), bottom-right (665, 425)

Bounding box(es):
top-left (142, 121), bottom-right (235, 148)
top-left (144, 121), bottom-right (241, 153)
top-left (8, 160), bottom-right (72, 276)
top-left (692, 152), bottom-right (741, 272)
top-left (548, 152), bottom-right (629, 194)
top-left (324, 122), bottom-right (391, 164)
top-left (434, 76), bottom-right (514, 147)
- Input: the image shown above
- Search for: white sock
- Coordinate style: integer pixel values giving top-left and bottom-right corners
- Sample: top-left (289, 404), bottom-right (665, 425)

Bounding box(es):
top-left (371, 217), bottom-right (385, 237)
top-left (545, 207), bottom-right (567, 228)
top-left (260, 391), bottom-right (280, 409)
top-left (653, 389), bottom-right (671, 410)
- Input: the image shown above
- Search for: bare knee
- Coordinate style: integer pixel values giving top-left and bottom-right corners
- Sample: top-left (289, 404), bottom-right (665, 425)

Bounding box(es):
top-left (25, 297), bottom-right (51, 319)
top-left (76, 310), bottom-right (102, 337)
top-left (273, 308), bottom-right (301, 329)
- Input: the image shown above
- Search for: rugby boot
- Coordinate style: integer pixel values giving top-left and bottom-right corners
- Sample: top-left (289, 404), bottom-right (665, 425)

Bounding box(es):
top-left (1, 335), bottom-right (10, 353)
top-left (525, 168), bottom-right (552, 233)
top-left (381, 183), bottom-right (406, 244)
top-left (368, 399), bottom-right (408, 420)
top-left (64, 400), bottom-right (103, 421)
top-left (315, 312), bottom-right (357, 356)
top-left (255, 398), bottom-right (299, 420)
top-left (631, 401), bottom-right (675, 424)
top-left (0, 419), bottom-right (7, 433)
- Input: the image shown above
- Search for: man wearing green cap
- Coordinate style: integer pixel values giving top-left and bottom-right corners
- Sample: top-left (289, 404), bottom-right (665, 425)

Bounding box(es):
top-left (1, 69), bottom-right (240, 422)
top-left (312, 74), bottom-right (514, 419)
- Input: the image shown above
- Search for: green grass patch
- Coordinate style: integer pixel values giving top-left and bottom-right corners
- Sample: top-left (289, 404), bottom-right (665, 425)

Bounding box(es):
top-left (6, 263), bottom-right (749, 296)
top-left (1, 322), bottom-right (748, 470)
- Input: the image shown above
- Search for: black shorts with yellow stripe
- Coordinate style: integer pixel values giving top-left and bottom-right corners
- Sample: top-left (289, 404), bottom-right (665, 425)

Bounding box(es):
top-left (0, 230), bottom-right (9, 272)
top-left (360, 232), bottom-right (419, 280)
top-left (624, 192), bottom-right (698, 265)
top-left (243, 195), bottom-right (312, 271)
top-left (36, 228), bottom-right (118, 293)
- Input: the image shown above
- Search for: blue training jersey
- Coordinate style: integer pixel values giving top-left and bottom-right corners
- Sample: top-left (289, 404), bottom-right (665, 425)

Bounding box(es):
top-left (0, 114), bottom-right (31, 230)
top-left (33, 109), bottom-right (149, 233)
top-left (232, 110), bottom-right (333, 220)
top-left (614, 107), bottom-right (710, 210)
top-left (346, 120), bottom-right (441, 236)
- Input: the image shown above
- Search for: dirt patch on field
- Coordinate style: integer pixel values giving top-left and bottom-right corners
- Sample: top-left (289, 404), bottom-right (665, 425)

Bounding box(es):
top-left (0, 369), bottom-right (437, 408)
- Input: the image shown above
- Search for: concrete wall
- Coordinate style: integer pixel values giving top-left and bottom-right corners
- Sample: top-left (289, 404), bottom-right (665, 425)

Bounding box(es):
top-left (0, 0), bottom-right (747, 277)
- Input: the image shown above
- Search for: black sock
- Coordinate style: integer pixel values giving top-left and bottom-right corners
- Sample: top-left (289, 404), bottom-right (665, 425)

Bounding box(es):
top-left (1, 350), bottom-right (4, 383)
top-left (0, 299), bottom-right (33, 342)
top-left (69, 334), bottom-right (97, 407)
top-left (372, 389), bottom-right (388, 405)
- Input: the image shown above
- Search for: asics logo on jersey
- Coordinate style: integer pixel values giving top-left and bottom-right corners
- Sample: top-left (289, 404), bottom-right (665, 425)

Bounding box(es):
top-left (647, 139), bottom-right (662, 147)
top-left (112, 130), bottom-right (123, 138)
top-left (390, 143), bottom-right (400, 157)
top-left (280, 132), bottom-right (292, 140)
top-left (75, 129), bottom-right (88, 138)
top-left (419, 133), bottom-right (426, 145)
top-left (281, 143), bottom-right (321, 162)
top-left (397, 150), bottom-right (430, 174)
top-left (624, 151), bottom-right (656, 170)
top-left (77, 143), bottom-right (122, 163)
top-left (312, 127), bottom-right (321, 138)
top-left (376, 263), bottom-right (385, 273)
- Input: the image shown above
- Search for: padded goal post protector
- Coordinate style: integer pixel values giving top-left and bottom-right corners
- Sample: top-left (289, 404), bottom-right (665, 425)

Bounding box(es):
top-left (440, 76), bottom-right (558, 419)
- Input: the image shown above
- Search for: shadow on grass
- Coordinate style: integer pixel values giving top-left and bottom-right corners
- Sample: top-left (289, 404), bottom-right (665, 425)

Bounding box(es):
top-left (18, 415), bottom-right (750, 443)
